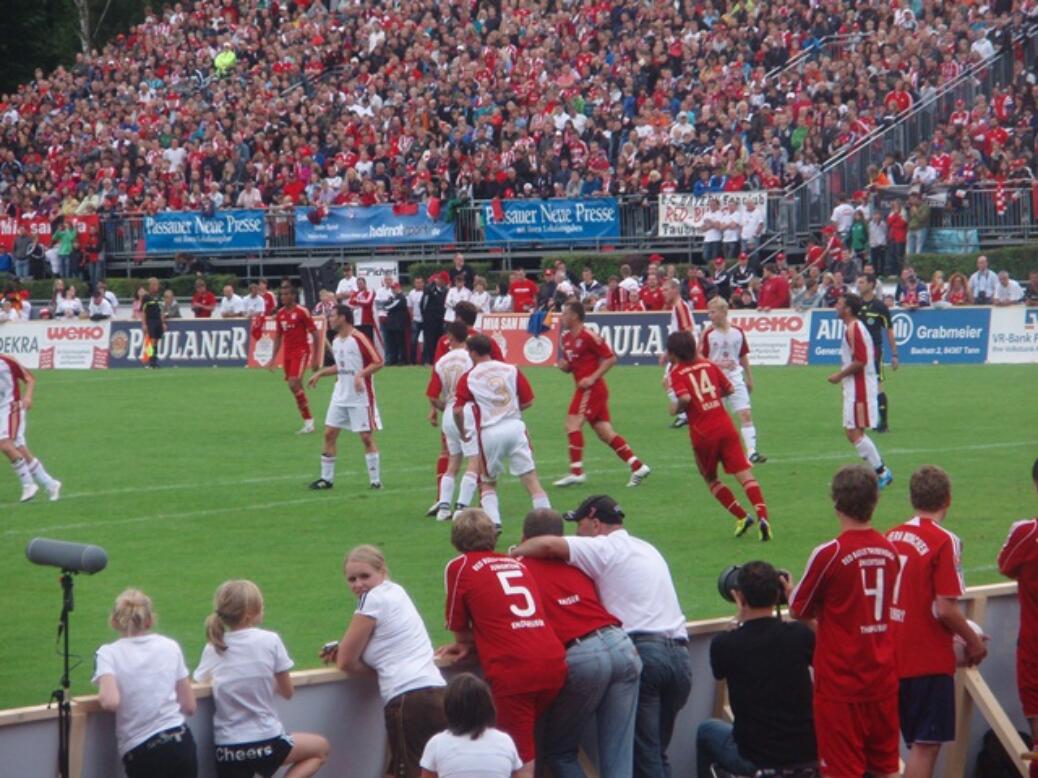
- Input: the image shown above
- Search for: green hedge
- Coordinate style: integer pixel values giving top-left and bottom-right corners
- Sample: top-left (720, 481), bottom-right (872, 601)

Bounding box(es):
top-left (6, 274), bottom-right (241, 300)
top-left (905, 247), bottom-right (1038, 280)
top-left (406, 262), bottom-right (492, 283)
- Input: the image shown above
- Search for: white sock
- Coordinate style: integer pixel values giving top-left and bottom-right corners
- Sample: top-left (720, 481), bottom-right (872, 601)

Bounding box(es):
top-left (11, 458), bottom-right (33, 488)
top-left (365, 452), bottom-right (381, 484)
top-left (741, 424), bottom-right (757, 456)
top-left (458, 472), bottom-right (479, 508)
top-left (482, 490), bottom-right (501, 525)
top-left (28, 459), bottom-right (57, 489)
top-left (532, 493), bottom-right (551, 510)
top-left (438, 474), bottom-right (456, 507)
top-left (854, 436), bottom-right (884, 471)
top-left (320, 454), bottom-right (336, 483)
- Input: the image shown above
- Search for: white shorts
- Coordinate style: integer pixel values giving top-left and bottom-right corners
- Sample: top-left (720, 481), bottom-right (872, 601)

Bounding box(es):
top-left (842, 378), bottom-right (879, 430)
top-left (477, 418), bottom-right (535, 479)
top-left (325, 402), bottom-right (382, 433)
top-left (0, 403), bottom-right (26, 447)
top-left (443, 405), bottom-right (478, 458)
top-left (723, 379), bottom-right (751, 414)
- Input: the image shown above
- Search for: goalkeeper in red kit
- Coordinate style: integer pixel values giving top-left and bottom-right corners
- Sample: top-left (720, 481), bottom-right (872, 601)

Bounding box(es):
top-left (269, 284), bottom-right (322, 433)
top-left (665, 331), bottom-right (771, 541)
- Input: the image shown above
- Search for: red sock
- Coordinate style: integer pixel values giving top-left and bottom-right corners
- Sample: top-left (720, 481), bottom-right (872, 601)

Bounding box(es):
top-left (434, 435), bottom-right (449, 494)
top-left (293, 388), bottom-right (312, 421)
top-left (710, 481), bottom-right (747, 520)
top-left (567, 431), bottom-right (584, 475)
top-left (743, 479), bottom-right (768, 521)
top-left (609, 435), bottom-right (642, 471)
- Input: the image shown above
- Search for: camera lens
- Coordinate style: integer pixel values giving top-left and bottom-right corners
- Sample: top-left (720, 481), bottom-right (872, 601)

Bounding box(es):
top-left (717, 564), bottom-right (741, 603)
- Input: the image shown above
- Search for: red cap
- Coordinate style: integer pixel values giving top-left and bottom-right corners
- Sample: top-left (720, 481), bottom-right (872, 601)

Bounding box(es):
top-left (714, 257), bottom-right (725, 265)
top-left (738, 252), bottom-right (748, 260)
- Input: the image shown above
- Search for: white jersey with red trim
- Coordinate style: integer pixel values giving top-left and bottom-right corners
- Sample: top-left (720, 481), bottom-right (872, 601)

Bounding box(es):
top-left (669, 299), bottom-right (696, 335)
top-left (456, 361), bottom-right (532, 429)
top-left (841, 318), bottom-right (878, 429)
top-left (331, 331), bottom-right (379, 407)
top-left (0, 355), bottom-right (25, 407)
top-left (841, 319), bottom-right (877, 386)
top-left (431, 347), bottom-right (473, 406)
top-left (700, 324), bottom-right (750, 383)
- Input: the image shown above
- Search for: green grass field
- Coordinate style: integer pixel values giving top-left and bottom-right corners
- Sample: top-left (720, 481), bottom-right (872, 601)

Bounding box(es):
top-left (1, 363), bottom-right (1035, 709)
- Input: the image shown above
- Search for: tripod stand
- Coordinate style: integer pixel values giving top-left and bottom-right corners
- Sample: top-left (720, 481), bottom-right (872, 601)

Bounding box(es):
top-left (49, 571), bottom-right (74, 778)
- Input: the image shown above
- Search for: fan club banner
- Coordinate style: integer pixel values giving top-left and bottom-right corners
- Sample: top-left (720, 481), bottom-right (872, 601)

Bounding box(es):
top-left (0, 322), bottom-right (110, 369)
top-left (658, 191), bottom-right (768, 238)
top-left (0, 214), bottom-right (100, 252)
top-left (482, 198), bottom-right (620, 244)
top-left (108, 320), bottom-right (251, 367)
top-left (143, 210), bottom-right (266, 253)
top-left (247, 317), bottom-right (327, 368)
top-left (294, 205), bottom-right (455, 247)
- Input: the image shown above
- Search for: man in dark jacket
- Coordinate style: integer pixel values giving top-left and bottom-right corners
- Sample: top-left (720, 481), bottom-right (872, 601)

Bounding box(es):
top-left (381, 282), bottom-right (410, 366)
top-left (420, 275), bottom-right (446, 364)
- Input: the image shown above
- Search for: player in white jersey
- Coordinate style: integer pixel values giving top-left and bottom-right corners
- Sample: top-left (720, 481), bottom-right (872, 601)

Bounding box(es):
top-left (700, 297), bottom-right (766, 463)
top-left (0, 355), bottom-right (61, 502)
top-left (827, 293), bottom-right (893, 488)
top-left (453, 334), bottom-right (550, 528)
top-left (307, 304), bottom-right (384, 490)
top-left (426, 321), bottom-right (481, 521)
top-left (662, 279), bottom-right (697, 428)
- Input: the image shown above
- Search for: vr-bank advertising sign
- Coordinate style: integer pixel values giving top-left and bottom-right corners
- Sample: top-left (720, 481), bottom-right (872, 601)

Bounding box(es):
top-left (808, 309), bottom-right (990, 365)
top-left (482, 198), bottom-right (620, 243)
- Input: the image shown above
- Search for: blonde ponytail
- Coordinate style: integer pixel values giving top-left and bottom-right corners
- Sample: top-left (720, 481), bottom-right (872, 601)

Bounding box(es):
top-left (110, 589), bottom-right (154, 637)
top-left (206, 580), bottom-right (263, 654)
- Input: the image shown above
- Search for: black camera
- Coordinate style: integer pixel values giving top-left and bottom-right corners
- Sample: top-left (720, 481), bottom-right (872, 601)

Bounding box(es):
top-left (718, 565), bottom-right (742, 603)
top-left (717, 563), bottom-right (791, 606)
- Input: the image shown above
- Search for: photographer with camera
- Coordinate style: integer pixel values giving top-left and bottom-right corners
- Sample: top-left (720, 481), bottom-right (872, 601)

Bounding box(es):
top-left (697, 562), bottom-right (817, 778)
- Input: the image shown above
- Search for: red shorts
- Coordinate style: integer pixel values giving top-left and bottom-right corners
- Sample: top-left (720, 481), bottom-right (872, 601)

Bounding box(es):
top-left (282, 347), bottom-right (311, 381)
top-left (814, 693), bottom-right (900, 777)
top-left (568, 381), bottom-right (610, 424)
top-left (490, 668), bottom-right (566, 763)
top-left (692, 428), bottom-right (751, 481)
top-left (1019, 653), bottom-right (1038, 718)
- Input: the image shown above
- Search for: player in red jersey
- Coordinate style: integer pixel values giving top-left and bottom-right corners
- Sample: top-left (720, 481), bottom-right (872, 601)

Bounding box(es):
top-left (665, 331), bottom-right (770, 541)
top-left (998, 457), bottom-right (1038, 777)
top-left (439, 509), bottom-right (567, 776)
top-left (0, 355), bottom-right (62, 502)
top-left (886, 465), bottom-right (987, 778)
top-left (258, 278), bottom-right (276, 315)
top-left (270, 284), bottom-right (321, 434)
top-left (553, 302), bottom-right (650, 489)
top-left (789, 464), bottom-right (901, 778)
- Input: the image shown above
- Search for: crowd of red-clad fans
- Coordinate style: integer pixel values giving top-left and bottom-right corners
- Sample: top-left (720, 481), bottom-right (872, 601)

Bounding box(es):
top-left (0, 0), bottom-right (1032, 227)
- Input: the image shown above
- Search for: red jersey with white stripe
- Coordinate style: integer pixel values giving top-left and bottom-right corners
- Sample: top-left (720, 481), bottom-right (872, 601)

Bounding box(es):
top-left (331, 330), bottom-right (380, 407)
top-left (790, 529), bottom-right (900, 702)
top-left (444, 551), bottom-right (566, 694)
top-left (426, 347), bottom-right (473, 405)
top-left (349, 289), bottom-right (376, 326)
top-left (998, 518), bottom-right (1038, 660)
top-left (560, 327), bottom-right (613, 385)
top-left (701, 324), bottom-right (749, 382)
top-left (0, 355), bottom-right (25, 407)
top-left (274, 305), bottom-right (316, 353)
top-left (519, 556), bottom-right (621, 644)
top-left (454, 361), bottom-right (533, 428)
top-left (669, 299), bottom-right (695, 334)
top-left (885, 517), bottom-right (965, 678)
top-left (667, 358), bottom-right (736, 440)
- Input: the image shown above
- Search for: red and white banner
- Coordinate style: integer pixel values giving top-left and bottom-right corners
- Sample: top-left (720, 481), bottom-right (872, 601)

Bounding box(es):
top-left (725, 311), bottom-right (810, 366)
top-left (247, 317), bottom-right (327, 368)
top-left (476, 313), bottom-right (561, 367)
top-left (0, 321), bottom-right (110, 369)
top-left (0, 214), bottom-right (99, 252)
top-left (658, 191), bottom-right (768, 238)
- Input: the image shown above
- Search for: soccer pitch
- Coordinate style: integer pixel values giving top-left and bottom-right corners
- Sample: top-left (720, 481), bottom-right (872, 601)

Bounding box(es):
top-left (1, 364), bottom-right (1035, 709)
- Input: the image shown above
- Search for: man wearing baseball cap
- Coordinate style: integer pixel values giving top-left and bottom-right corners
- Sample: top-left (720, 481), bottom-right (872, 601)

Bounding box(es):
top-left (510, 495), bottom-right (691, 778)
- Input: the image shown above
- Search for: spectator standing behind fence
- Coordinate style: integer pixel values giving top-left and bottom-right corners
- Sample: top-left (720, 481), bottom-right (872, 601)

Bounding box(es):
top-left (52, 219), bottom-right (77, 279)
top-left (886, 204), bottom-right (908, 277)
top-left (696, 562), bottom-right (816, 777)
top-left (469, 277), bottom-right (490, 313)
top-left (420, 276), bottom-right (446, 365)
top-left (868, 211), bottom-right (889, 273)
top-left (969, 256), bottom-right (998, 304)
top-left (701, 199), bottom-right (724, 262)
top-left (322, 545), bottom-right (446, 778)
top-left (93, 589), bottom-right (197, 778)
top-left (419, 674), bottom-right (523, 778)
top-left (444, 274), bottom-right (471, 323)
top-left (906, 195), bottom-right (931, 257)
top-left (195, 580), bottom-right (329, 778)
top-left (721, 201), bottom-right (743, 260)
top-left (517, 509), bottom-right (641, 778)
top-left (382, 282), bottom-right (410, 366)
top-left (335, 263), bottom-right (358, 304)
top-left (407, 277), bottom-right (425, 363)
top-left (448, 254), bottom-right (474, 290)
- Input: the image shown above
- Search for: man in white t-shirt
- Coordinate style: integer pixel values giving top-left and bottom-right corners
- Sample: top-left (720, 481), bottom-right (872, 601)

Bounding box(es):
top-left (721, 200), bottom-right (744, 260)
top-left (740, 198), bottom-right (765, 255)
top-left (218, 285), bottom-right (245, 318)
top-left (235, 181), bottom-right (264, 208)
top-left (406, 276), bottom-right (425, 364)
top-left (993, 271), bottom-right (1024, 305)
top-left (830, 196), bottom-right (856, 242)
top-left (968, 255), bottom-right (998, 304)
top-left (702, 198), bottom-right (724, 261)
top-left (511, 494), bottom-right (692, 777)
top-left (242, 283), bottom-right (267, 317)
top-left (335, 262), bottom-right (359, 302)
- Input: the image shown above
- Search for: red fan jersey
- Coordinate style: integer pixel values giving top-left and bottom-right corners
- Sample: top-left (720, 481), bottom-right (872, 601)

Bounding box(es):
top-left (275, 305), bottom-right (316, 353)
top-left (560, 327), bottom-right (614, 385)
top-left (519, 557), bottom-right (620, 644)
top-left (998, 519), bottom-right (1038, 661)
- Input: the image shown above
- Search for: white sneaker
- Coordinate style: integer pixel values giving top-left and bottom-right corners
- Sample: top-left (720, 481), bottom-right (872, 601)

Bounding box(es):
top-left (435, 503), bottom-right (453, 522)
top-left (20, 483), bottom-right (39, 503)
top-left (297, 420), bottom-right (315, 434)
top-left (425, 501), bottom-right (440, 517)
top-left (553, 473), bottom-right (587, 487)
top-left (47, 481), bottom-right (62, 502)
top-left (626, 464), bottom-right (651, 487)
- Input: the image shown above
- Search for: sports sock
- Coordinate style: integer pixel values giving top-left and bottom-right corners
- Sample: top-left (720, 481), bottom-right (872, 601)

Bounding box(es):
top-left (709, 480), bottom-right (748, 520)
top-left (854, 436), bottom-right (884, 471)
top-left (742, 479), bottom-right (768, 520)
top-left (292, 388), bottom-right (312, 421)
top-left (740, 424), bottom-right (758, 456)
top-left (532, 493), bottom-right (551, 510)
top-left (878, 392), bottom-right (889, 425)
top-left (320, 454), bottom-right (336, 483)
top-left (11, 458), bottom-right (33, 488)
top-left (27, 459), bottom-right (57, 489)
top-left (482, 490), bottom-right (501, 525)
top-left (437, 474), bottom-right (455, 506)
top-left (567, 431), bottom-right (584, 475)
top-left (608, 435), bottom-right (642, 471)
top-left (365, 453), bottom-right (381, 485)
top-left (458, 472), bottom-right (478, 508)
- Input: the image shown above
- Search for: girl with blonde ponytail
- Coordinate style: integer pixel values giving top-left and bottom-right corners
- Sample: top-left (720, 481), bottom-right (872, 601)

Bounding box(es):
top-left (92, 589), bottom-right (198, 778)
top-left (194, 580), bottom-right (329, 778)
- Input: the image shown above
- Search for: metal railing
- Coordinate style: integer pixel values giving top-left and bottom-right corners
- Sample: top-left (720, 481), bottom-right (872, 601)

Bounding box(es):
top-left (764, 33), bottom-right (873, 81)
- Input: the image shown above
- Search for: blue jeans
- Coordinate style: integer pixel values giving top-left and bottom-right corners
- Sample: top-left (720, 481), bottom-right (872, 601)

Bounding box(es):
top-left (906, 228), bottom-right (928, 256)
top-left (632, 636), bottom-right (692, 778)
top-left (696, 719), bottom-right (758, 777)
top-left (14, 258), bottom-right (29, 278)
top-left (58, 253), bottom-right (71, 278)
top-left (88, 259), bottom-right (104, 290)
top-left (541, 626), bottom-right (642, 778)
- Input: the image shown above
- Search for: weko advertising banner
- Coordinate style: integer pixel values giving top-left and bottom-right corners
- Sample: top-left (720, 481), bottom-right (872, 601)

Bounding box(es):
top-left (248, 317), bottom-right (327, 369)
top-left (294, 205), bottom-right (455, 247)
top-left (723, 311), bottom-right (810, 366)
top-left (483, 198), bottom-right (620, 244)
top-left (808, 308), bottom-right (990, 365)
top-left (988, 307), bottom-right (1038, 364)
top-left (108, 320), bottom-right (252, 368)
top-left (658, 191), bottom-right (768, 238)
top-left (143, 210), bottom-right (266, 253)
top-left (0, 214), bottom-right (100, 252)
top-left (0, 322), bottom-right (110, 369)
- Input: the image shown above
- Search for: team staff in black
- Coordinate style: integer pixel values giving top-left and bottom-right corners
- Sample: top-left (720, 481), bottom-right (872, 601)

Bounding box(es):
top-left (855, 275), bottom-right (898, 432)
top-left (142, 277), bottom-right (165, 369)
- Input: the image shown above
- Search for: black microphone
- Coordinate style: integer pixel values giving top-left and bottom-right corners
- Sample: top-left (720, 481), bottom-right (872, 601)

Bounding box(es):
top-left (26, 539), bottom-right (108, 574)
